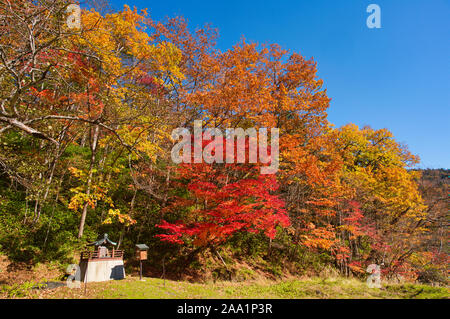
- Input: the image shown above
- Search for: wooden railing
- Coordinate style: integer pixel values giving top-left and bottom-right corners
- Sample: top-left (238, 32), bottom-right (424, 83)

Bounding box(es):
top-left (81, 249), bottom-right (124, 260)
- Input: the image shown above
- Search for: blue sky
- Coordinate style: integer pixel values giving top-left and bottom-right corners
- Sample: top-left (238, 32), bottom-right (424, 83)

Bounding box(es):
top-left (109, 0), bottom-right (449, 168)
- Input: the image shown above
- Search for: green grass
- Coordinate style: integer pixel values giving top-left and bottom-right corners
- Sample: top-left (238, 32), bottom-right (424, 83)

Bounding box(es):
top-left (29, 276), bottom-right (449, 299)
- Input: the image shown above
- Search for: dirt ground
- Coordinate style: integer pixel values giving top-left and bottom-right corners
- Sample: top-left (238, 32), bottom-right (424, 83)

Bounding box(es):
top-left (0, 254), bottom-right (61, 286)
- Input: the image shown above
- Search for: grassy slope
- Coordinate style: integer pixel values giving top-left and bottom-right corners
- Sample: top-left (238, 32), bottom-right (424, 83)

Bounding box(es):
top-left (28, 276), bottom-right (449, 299)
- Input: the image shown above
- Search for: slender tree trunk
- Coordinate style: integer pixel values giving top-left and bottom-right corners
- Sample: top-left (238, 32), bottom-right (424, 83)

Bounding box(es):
top-left (23, 189), bottom-right (29, 224)
top-left (33, 124), bottom-right (69, 223)
top-left (117, 189), bottom-right (137, 249)
top-left (43, 173), bottom-right (65, 249)
top-left (78, 125), bottom-right (99, 239)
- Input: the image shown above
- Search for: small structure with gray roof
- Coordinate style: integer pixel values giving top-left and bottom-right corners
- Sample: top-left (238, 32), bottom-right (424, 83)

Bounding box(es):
top-left (79, 233), bottom-right (125, 282)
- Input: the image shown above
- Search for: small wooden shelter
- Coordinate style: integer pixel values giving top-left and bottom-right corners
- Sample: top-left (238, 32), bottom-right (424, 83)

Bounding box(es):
top-left (79, 233), bottom-right (125, 282)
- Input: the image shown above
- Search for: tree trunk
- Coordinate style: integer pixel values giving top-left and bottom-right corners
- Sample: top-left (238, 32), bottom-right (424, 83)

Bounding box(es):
top-left (78, 125), bottom-right (99, 239)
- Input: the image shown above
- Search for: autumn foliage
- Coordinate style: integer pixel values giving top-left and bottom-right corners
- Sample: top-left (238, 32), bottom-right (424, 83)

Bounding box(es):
top-left (156, 137), bottom-right (289, 246)
top-left (0, 0), bottom-right (447, 283)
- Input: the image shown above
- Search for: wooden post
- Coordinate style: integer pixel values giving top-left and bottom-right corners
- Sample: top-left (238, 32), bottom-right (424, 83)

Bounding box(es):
top-left (139, 260), bottom-right (143, 280)
top-left (163, 256), bottom-right (165, 288)
top-left (84, 262), bottom-right (88, 295)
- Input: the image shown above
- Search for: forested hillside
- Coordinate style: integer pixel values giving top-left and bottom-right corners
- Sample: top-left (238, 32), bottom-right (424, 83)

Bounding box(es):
top-left (0, 1), bottom-right (447, 286)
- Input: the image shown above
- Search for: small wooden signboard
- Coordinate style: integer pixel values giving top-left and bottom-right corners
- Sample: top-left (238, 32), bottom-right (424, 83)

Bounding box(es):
top-left (135, 244), bottom-right (149, 280)
top-left (135, 244), bottom-right (149, 260)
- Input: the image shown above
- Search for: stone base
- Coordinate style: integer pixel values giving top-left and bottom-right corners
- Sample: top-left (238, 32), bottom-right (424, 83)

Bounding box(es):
top-left (79, 258), bottom-right (125, 282)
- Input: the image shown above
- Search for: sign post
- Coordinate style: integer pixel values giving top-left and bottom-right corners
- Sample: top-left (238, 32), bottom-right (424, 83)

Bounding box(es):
top-left (135, 244), bottom-right (149, 281)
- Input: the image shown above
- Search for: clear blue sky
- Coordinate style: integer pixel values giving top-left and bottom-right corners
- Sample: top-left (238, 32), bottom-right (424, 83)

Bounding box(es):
top-left (109, 0), bottom-right (449, 169)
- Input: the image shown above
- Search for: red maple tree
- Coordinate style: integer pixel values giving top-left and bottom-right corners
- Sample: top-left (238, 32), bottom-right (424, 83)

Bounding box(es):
top-left (156, 136), bottom-right (290, 246)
